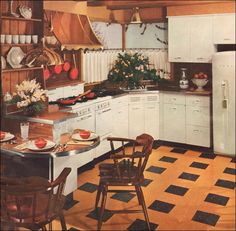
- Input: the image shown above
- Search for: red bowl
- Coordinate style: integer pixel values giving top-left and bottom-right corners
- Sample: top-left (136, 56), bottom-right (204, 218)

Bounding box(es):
top-left (79, 131), bottom-right (91, 139)
top-left (34, 138), bottom-right (47, 149)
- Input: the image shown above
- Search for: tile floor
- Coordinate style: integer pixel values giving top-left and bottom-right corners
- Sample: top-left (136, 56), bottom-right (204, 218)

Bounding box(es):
top-left (52, 145), bottom-right (235, 230)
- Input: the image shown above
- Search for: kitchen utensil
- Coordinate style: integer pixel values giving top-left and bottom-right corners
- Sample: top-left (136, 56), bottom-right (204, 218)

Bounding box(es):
top-left (32, 35), bottom-right (38, 44)
top-left (63, 52), bottom-right (70, 72)
top-left (7, 47), bottom-right (25, 68)
top-left (69, 52), bottom-right (78, 80)
top-left (12, 35), bottom-right (19, 44)
top-left (9, 0), bottom-right (20, 17)
top-left (54, 64), bottom-right (62, 74)
top-left (57, 97), bottom-right (77, 106)
top-left (50, 13), bottom-right (54, 32)
top-left (43, 66), bottom-right (50, 80)
top-left (19, 35), bottom-right (26, 44)
top-left (5, 35), bottom-right (12, 44)
top-left (25, 35), bottom-right (31, 44)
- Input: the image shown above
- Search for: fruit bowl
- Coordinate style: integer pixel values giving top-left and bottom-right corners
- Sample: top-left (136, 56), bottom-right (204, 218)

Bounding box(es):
top-left (192, 78), bottom-right (208, 91)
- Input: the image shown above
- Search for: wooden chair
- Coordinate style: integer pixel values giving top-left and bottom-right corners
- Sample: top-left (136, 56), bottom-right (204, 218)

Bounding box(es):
top-left (1, 167), bottom-right (71, 231)
top-left (95, 133), bottom-right (154, 230)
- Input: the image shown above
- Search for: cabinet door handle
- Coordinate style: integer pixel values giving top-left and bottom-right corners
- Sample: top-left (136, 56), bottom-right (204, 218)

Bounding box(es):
top-left (174, 57), bottom-right (181, 60)
top-left (197, 57), bottom-right (204, 60)
top-left (171, 107), bottom-right (177, 110)
top-left (195, 100), bottom-right (200, 103)
top-left (132, 108), bottom-right (140, 110)
top-left (223, 38), bottom-right (231, 41)
top-left (146, 107), bottom-right (155, 109)
top-left (193, 129), bottom-right (199, 132)
top-left (193, 109), bottom-right (200, 112)
top-left (172, 98), bottom-right (176, 101)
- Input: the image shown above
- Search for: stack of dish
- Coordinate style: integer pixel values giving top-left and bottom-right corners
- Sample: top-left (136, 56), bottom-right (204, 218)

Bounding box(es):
top-left (19, 5), bottom-right (32, 19)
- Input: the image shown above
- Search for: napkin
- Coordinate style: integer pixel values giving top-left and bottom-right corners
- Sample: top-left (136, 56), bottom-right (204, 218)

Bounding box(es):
top-left (14, 142), bottom-right (29, 150)
top-left (67, 140), bottom-right (94, 146)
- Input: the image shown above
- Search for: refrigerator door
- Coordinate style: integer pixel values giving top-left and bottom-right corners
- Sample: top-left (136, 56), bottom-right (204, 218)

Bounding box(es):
top-left (212, 51), bottom-right (235, 156)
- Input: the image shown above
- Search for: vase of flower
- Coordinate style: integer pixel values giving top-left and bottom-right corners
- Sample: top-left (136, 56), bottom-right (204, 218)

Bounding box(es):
top-left (9, 79), bottom-right (47, 116)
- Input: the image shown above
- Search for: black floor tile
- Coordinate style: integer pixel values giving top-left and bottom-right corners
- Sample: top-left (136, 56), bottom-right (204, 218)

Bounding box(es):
top-left (146, 166), bottom-right (166, 174)
top-left (63, 199), bottom-right (79, 211)
top-left (171, 148), bottom-right (187, 154)
top-left (178, 172), bottom-right (200, 182)
top-left (199, 152), bottom-right (216, 159)
top-left (159, 156), bottom-right (177, 163)
top-left (69, 227), bottom-right (80, 231)
top-left (223, 167), bottom-right (236, 175)
top-left (141, 178), bottom-right (153, 187)
top-left (215, 179), bottom-right (235, 189)
top-left (127, 218), bottom-right (158, 231)
top-left (192, 210), bottom-right (220, 226)
top-left (78, 182), bottom-right (98, 193)
top-left (152, 141), bottom-right (161, 149)
top-left (111, 192), bottom-right (135, 203)
top-left (190, 161), bottom-right (209, 169)
top-left (205, 193), bottom-right (229, 206)
top-left (165, 185), bottom-right (189, 196)
top-left (148, 200), bottom-right (175, 213)
top-left (87, 208), bottom-right (113, 222)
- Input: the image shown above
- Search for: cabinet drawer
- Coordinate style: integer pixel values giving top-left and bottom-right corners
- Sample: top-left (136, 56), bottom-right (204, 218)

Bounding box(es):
top-left (112, 95), bottom-right (128, 107)
top-left (186, 95), bottom-right (210, 107)
top-left (129, 95), bottom-right (144, 103)
top-left (163, 93), bottom-right (185, 105)
top-left (145, 94), bottom-right (159, 103)
top-left (186, 125), bottom-right (210, 147)
top-left (186, 106), bottom-right (210, 127)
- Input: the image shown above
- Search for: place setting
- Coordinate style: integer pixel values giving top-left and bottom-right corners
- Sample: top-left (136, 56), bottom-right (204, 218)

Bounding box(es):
top-left (0, 131), bottom-right (15, 143)
top-left (67, 130), bottom-right (98, 146)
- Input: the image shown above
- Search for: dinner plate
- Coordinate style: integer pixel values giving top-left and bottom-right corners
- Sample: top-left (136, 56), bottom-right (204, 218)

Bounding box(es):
top-left (72, 132), bottom-right (98, 141)
top-left (0, 133), bottom-right (15, 142)
top-left (19, 5), bottom-right (32, 19)
top-left (7, 47), bottom-right (25, 69)
top-left (27, 140), bottom-right (56, 151)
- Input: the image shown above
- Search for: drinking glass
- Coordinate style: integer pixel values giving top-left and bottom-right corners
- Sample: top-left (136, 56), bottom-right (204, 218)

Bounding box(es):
top-left (67, 118), bottom-right (75, 136)
top-left (20, 122), bottom-right (29, 140)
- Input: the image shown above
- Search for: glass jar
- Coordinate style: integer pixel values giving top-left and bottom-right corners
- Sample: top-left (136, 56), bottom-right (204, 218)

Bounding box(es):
top-left (179, 68), bottom-right (189, 90)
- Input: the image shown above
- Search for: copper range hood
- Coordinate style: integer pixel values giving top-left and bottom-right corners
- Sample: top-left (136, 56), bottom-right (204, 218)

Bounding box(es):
top-left (45, 10), bottom-right (102, 50)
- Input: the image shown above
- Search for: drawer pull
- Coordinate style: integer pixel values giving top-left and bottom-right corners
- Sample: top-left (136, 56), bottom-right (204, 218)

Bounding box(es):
top-left (193, 129), bottom-right (199, 132)
top-left (174, 57), bottom-right (181, 60)
top-left (223, 38), bottom-right (230, 41)
top-left (195, 100), bottom-right (200, 103)
top-left (172, 98), bottom-right (176, 101)
top-left (193, 110), bottom-right (200, 112)
top-left (171, 107), bottom-right (177, 110)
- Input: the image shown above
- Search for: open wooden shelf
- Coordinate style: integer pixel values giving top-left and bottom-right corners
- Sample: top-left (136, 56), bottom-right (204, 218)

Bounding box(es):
top-left (1, 16), bottom-right (42, 22)
top-left (46, 79), bottom-right (84, 90)
top-left (1, 43), bottom-right (39, 46)
top-left (2, 66), bottom-right (43, 73)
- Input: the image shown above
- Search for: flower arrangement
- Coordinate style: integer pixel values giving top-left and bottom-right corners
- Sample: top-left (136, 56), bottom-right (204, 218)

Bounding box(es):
top-left (108, 52), bottom-right (160, 89)
top-left (11, 79), bottom-right (47, 116)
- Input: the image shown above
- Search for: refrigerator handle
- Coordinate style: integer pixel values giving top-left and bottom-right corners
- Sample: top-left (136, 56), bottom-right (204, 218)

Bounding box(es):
top-left (221, 80), bottom-right (228, 109)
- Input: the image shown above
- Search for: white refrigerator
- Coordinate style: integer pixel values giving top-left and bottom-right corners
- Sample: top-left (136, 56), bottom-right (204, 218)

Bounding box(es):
top-left (212, 51), bottom-right (235, 156)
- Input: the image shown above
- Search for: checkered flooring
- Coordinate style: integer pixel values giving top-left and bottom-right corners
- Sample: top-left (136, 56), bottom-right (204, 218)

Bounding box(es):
top-left (52, 145), bottom-right (235, 230)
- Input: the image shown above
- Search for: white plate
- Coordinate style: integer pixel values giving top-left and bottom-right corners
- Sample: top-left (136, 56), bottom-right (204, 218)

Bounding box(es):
top-left (72, 132), bottom-right (98, 141)
top-left (27, 139), bottom-right (56, 151)
top-left (19, 5), bottom-right (32, 19)
top-left (7, 47), bottom-right (25, 69)
top-left (0, 133), bottom-right (15, 142)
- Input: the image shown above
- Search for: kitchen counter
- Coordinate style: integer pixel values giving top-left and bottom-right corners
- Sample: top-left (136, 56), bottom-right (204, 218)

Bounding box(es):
top-left (4, 110), bottom-right (78, 125)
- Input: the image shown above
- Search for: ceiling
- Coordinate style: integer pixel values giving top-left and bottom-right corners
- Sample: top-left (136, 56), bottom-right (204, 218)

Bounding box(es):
top-left (86, 0), bottom-right (231, 10)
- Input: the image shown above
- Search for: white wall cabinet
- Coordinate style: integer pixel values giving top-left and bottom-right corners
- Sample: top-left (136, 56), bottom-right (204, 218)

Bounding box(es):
top-left (168, 17), bottom-right (191, 62)
top-left (168, 15), bottom-right (216, 63)
top-left (190, 16), bottom-right (215, 63)
top-left (213, 14), bottom-right (235, 44)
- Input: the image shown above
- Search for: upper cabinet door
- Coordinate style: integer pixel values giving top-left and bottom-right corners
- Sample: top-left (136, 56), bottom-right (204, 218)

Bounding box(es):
top-left (213, 14), bottom-right (235, 44)
top-left (168, 17), bottom-right (191, 62)
top-left (190, 16), bottom-right (215, 63)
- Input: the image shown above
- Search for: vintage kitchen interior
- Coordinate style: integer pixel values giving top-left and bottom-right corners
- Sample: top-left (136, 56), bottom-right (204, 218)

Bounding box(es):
top-left (0, 0), bottom-right (235, 230)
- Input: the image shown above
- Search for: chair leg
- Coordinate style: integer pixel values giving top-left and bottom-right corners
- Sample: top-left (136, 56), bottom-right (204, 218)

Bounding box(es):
top-left (41, 226), bottom-right (47, 231)
top-left (48, 222), bottom-right (52, 231)
top-left (135, 185), bottom-right (142, 205)
top-left (95, 182), bottom-right (102, 211)
top-left (136, 185), bottom-right (151, 231)
top-left (59, 212), bottom-right (67, 231)
top-left (97, 185), bottom-right (107, 231)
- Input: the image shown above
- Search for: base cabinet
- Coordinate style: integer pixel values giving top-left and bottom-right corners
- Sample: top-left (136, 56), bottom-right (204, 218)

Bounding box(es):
top-left (163, 103), bottom-right (186, 143)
